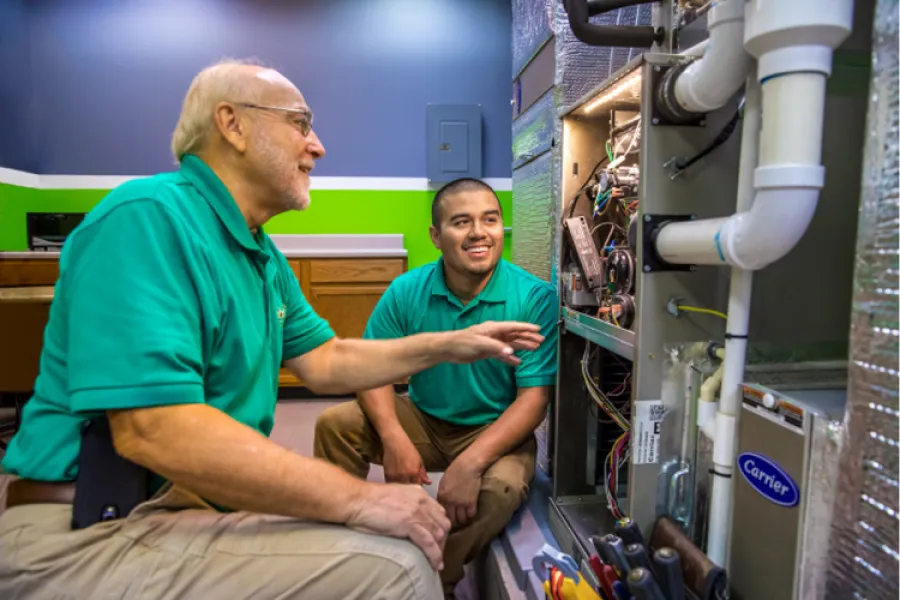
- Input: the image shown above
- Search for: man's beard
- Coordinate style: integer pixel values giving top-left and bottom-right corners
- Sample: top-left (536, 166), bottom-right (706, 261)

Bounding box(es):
top-left (253, 137), bottom-right (309, 211)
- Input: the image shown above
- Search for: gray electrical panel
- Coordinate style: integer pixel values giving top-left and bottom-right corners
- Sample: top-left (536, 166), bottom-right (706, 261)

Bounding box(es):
top-left (425, 104), bottom-right (482, 183)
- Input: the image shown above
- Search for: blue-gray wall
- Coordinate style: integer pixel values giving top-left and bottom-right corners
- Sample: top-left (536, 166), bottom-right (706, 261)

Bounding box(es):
top-left (6, 0), bottom-right (513, 178)
top-left (0, 0), bottom-right (38, 172)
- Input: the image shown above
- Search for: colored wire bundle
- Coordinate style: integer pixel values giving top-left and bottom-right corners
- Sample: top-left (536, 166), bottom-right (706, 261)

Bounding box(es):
top-left (581, 343), bottom-right (629, 431)
top-left (605, 431), bottom-right (631, 520)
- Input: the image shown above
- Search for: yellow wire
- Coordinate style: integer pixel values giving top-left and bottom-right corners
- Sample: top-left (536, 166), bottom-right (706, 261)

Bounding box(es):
top-left (676, 305), bottom-right (728, 321)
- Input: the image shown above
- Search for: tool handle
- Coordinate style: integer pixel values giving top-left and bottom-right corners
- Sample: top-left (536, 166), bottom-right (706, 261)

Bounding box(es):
top-left (533, 543), bottom-right (580, 582)
top-left (652, 547), bottom-right (685, 600)
top-left (598, 565), bottom-right (619, 599)
top-left (612, 580), bottom-right (632, 600)
top-left (624, 543), bottom-right (653, 573)
top-left (615, 518), bottom-right (646, 547)
top-left (603, 534), bottom-right (630, 575)
top-left (626, 567), bottom-right (666, 600)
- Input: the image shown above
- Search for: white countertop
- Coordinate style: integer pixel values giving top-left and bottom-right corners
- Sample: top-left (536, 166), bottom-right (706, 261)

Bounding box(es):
top-left (0, 234), bottom-right (408, 259)
top-left (271, 234), bottom-right (407, 258)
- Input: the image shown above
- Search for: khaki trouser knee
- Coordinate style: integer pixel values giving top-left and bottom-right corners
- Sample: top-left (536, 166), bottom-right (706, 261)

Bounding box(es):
top-left (314, 396), bottom-right (536, 591)
top-left (0, 485), bottom-right (442, 600)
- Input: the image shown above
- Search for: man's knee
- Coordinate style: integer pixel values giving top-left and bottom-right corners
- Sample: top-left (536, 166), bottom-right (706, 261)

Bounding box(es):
top-left (372, 536), bottom-right (443, 599)
top-left (479, 472), bottom-right (530, 519)
top-left (313, 402), bottom-right (365, 449)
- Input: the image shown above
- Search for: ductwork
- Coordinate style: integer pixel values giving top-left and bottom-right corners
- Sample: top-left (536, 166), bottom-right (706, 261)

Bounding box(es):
top-left (655, 0), bottom-right (855, 271)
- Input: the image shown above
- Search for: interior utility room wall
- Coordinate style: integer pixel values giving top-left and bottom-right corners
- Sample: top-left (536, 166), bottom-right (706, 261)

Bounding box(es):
top-left (0, 0), bottom-right (516, 269)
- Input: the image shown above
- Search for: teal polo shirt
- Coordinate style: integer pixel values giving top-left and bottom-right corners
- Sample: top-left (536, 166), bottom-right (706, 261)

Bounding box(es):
top-left (363, 258), bottom-right (559, 426)
top-left (2, 154), bottom-right (335, 483)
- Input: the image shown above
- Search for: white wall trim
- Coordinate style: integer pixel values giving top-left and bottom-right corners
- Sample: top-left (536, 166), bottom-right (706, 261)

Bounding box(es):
top-left (0, 168), bottom-right (513, 192)
top-left (0, 167), bottom-right (42, 189)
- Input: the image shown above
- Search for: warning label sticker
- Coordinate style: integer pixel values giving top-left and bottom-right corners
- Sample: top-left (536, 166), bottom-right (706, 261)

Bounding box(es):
top-left (633, 400), bottom-right (666, 465)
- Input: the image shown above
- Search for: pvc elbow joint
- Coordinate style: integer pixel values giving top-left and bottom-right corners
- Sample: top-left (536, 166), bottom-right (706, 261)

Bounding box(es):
top-left (715, 164), bottom-right (825, 270)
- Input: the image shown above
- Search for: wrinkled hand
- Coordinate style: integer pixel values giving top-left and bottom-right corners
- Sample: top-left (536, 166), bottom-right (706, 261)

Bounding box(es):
top-left (347, 483), bottom-right (451, 570)
top-left (446, 321), bottom-right (545, 366)
top-left (437, 457), bottom-right (483, 528)
top-left (383, 433), bottom-right (432, 485)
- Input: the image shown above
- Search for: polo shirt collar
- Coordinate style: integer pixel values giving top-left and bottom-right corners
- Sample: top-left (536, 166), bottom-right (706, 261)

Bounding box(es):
top-left (432, 258), bottom-right (508, 306)
top-left (180, 154), bottom-right (264, 254)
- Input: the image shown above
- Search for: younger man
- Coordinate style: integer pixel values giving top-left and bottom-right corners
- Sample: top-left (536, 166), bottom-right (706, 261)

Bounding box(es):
top-left (314, 178), bottom-right (559, 596)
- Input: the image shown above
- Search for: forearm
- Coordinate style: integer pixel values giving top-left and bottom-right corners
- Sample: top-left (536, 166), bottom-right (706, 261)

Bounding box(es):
top-left (458, 388), bottom-right (550, 472)
top-left (357, 385), bottom-right (406, 442)
top-left (109, 403), bottom-right (368, 523)
top-left (293, 335), bottom-right (448, 395)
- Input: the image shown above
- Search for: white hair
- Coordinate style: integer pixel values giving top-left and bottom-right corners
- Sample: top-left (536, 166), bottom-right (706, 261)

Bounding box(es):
top-left (170, 57), bottom-right (270, 163)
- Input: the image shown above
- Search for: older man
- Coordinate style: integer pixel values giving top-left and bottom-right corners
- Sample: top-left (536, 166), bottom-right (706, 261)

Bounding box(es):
top-left (314, 178), bottom-right (559, 597)
top-left (0, 61), bottom-right (545, 600)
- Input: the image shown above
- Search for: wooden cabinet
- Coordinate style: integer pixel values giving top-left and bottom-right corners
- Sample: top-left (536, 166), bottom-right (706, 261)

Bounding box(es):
top-left (0, 259), bottom-right (59, 287)
top-left (0, 255), bottom-right (407, 391)
top-left (279, 257), bottom-right (407, 387)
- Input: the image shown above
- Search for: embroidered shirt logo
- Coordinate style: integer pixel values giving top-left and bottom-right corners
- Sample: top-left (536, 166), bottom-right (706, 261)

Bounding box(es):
top-left (276, 303), bottom-right (287, 326)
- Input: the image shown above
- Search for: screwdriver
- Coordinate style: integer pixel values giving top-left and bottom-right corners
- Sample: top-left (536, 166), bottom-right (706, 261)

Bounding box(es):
top-left (627, 567), bottom-right (666, 600)
top-left (615, 517), bottom-right (645, 547)
top-left (601, 534), bottom-right (630, 575)
top-left (624, 543), bottom-right (653, 573)
top-left (652, 547), bottom-right (686, 600)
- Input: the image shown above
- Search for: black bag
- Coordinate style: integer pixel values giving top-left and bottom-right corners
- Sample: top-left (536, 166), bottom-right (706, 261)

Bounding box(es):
top-left (71, 417), bottom-right (151, 530)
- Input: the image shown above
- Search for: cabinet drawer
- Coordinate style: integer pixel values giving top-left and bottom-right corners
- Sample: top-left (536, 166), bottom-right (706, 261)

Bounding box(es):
top-left (309, 259), bottom-right (404, 284)
top-left (0, 260), bottom-right (60, 287)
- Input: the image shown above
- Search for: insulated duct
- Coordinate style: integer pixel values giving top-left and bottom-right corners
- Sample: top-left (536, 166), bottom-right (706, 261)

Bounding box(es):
top-left (562, 0), bottom-right (662, 48)
top-left (826, 0), bottom-right (899, 597)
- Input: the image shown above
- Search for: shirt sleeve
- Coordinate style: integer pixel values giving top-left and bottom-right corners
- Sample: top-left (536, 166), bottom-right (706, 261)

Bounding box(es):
top-left (362, 282), bottom-right (407, 340)
top-left (280, 262), bottom-right (336, 360)
top-left (66, 200), bottom-right (207, 413)
top-left (515, 285), bottom-right (560, 389)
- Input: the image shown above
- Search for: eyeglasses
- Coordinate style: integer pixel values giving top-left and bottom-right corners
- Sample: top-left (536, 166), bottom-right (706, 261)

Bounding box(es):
top-left (237, 102), bottom-right (314, 137)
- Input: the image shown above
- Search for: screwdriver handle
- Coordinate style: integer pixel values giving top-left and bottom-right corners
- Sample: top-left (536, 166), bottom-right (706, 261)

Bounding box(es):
top-left (615, 517), bottom-right (645, 547)
top-left (624, 543), bottom-right (653, 573)
top-left (602, 534), bottom-right (630, 575)
top-left (626, 567), bottom-right (665, 600)
top-left (652, 547), bottom-right (685, 600)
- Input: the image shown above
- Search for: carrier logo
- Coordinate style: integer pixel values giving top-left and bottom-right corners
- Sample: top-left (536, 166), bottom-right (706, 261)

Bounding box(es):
top-left (737, 452), bottom-right (800, 508)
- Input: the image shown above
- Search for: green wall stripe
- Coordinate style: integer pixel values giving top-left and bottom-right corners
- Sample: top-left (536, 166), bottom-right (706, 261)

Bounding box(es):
top-left (0, 183), bottom-right (513, 270)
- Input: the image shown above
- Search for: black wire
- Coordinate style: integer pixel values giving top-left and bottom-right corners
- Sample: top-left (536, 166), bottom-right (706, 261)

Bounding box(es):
top-left (566, 154), bottom-right (610, 219)
top-left (672, 107), bottom-right (741, 175)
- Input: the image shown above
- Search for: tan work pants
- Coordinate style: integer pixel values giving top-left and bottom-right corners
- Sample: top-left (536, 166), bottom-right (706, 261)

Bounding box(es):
top-left (0, 482), bottom-right (441, 599)
top-left (313, 395), bottom-right (536, 592)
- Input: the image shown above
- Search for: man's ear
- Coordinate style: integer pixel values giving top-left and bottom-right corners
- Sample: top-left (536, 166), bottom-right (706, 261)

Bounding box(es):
top-left (429, 226), bottom-right (441, 250)
top-left (214, 102), bottom-right (248, 154)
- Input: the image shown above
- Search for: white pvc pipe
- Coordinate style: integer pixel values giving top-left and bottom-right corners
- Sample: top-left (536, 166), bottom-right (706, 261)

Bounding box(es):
top-left (674, 0), bottom-right (749, 114)
top-left (704, 72), bottom-right (761, 569)
top-left (682, 38), bottom-right (709, 58)
top-left (656, 72), bottom-right (828, 270)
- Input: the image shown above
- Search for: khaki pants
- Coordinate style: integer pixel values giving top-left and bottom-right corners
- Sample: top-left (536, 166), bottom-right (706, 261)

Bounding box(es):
top-left (0, 483), bottom-right (441, 600)
top-left (313, 395), bottom-right (536, 592)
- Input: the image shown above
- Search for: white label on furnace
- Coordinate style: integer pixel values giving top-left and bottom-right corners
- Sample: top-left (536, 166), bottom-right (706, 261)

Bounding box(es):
top-left (633, 400), bottom-right (666, 465)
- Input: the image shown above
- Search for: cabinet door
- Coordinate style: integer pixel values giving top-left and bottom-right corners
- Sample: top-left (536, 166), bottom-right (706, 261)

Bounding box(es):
top-left (307, 284), bottom-right (389, 339)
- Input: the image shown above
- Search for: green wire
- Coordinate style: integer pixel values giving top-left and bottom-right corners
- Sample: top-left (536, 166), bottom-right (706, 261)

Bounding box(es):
top-left (605, 140), bottom-right (614, 162)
